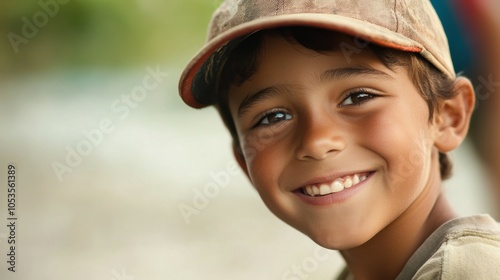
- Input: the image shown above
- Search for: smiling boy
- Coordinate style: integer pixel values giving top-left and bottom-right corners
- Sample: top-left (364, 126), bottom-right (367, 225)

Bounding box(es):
top-left (178, 0), bottom-right (500, 279)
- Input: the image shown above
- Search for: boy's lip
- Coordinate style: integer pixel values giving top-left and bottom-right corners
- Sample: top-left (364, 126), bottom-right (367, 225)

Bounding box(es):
top-left (293, 170), bottom-right (375, 205)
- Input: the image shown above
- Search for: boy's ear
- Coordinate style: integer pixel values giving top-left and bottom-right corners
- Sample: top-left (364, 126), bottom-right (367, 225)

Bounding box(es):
top-left (232, 142), bottom-right (249, 177)
top-left (434, 77), bottom-right (475, 152)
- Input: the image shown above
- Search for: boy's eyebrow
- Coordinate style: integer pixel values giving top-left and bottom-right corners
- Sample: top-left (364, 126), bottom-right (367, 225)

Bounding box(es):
top-left (238, 86), bottom-right (283, 117)
top-left (237, 66), bottom-right (392, 117)
top-left (320, 66), bottom-right (392, 82)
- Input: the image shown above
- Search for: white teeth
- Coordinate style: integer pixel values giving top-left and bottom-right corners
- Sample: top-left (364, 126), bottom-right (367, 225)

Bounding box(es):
top-left (302, 173), bottom-right (369, 197)
top-left (312, 185), bottom-right (320, 196)
top-left (331, 180), bottom-right (344, 192)
top-left (305, 186), bottom-right (313, 196)
top-left (352, 174), bottom-right (360, 185)
top-left (344, 177), bottom-right (352, 188)
top-left (319, 184), bottom-right (330, 195)
top-left (304, 185), bottom-right (322, 197)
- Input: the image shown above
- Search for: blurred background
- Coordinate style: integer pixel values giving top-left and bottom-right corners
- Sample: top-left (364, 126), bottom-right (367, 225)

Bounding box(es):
top-left (0, 1), bottom-right (498, 279)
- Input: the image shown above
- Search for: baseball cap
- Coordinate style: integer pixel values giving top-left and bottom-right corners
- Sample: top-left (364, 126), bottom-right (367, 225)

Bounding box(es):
top-left (179, 0), bottom-right (454, 109)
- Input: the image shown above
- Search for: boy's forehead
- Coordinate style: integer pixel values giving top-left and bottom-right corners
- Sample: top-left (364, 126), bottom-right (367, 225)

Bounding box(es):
top-left (227, 34), bottom-right (397, 103)
top-left (259, 31), bottom-right (380, 67)
top-left (255, 31), bottom-right (393, 75)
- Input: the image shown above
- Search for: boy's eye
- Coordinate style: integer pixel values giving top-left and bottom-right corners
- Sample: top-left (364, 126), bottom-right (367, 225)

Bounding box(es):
top-left (339, 91), bottom-right (376, 107)
top-left (254, 110), bottom-right (292, 127)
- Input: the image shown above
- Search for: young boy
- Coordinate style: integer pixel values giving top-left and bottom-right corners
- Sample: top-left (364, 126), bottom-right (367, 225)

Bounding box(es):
top-left (178, 0), bottom-right (500, 279)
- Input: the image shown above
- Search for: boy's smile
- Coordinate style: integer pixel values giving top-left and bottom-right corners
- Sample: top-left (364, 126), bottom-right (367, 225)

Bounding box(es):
top-left (296, 171), bottom-right (373, 205)
top-left (228, 33), bottom-right (444, 250)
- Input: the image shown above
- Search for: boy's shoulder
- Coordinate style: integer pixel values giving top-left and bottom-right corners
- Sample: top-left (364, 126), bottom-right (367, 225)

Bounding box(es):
top-left (336, 215), bottom-right (500, 280)
top-left (404, 214), bottom-right (500, 279)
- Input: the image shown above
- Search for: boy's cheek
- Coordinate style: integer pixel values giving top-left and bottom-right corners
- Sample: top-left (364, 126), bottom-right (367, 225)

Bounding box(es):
top-left (238, 127), bottom-right (289, 162)
top-left (377, 131), bottom-right (435, 187)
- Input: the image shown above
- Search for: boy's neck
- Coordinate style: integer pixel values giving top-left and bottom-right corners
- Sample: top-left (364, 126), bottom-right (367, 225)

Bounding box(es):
top-left (339, 167), bottom-right (457, 280)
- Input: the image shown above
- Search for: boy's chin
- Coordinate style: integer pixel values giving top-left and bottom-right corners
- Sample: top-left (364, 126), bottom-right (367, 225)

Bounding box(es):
top-left (311, 237), bottom-right (367, 251)
top-left (302, 227), bottom-right (374, 251)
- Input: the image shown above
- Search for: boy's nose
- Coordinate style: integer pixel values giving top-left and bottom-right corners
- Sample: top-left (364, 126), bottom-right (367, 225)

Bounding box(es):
top-left (294, 115), bottom-right (346, 161)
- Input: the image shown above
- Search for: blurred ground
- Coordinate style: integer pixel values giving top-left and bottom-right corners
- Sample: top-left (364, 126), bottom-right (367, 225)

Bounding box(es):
top-left (0, 67), bottom-right (494, 280)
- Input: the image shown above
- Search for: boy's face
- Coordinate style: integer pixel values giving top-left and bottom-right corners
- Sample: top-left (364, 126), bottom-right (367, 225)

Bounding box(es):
top-left (227, 34), bottom-right (443, 249)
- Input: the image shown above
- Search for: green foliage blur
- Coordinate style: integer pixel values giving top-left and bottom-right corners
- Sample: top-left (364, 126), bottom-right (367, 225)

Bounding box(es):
top-left (1, 0), bottom-right (221, 77)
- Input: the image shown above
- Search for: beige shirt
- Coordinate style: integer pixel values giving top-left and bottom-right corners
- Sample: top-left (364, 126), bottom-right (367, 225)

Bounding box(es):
top-left (337, 214), bottom-right (500, 280)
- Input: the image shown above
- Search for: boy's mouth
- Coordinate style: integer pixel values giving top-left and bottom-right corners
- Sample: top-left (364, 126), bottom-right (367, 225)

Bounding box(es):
top-left (300, 172), bottom-right (371, 197)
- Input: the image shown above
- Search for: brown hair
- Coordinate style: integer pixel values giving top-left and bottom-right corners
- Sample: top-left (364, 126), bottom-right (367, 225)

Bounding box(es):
top-left (215, 27), bottom-right (456, 179)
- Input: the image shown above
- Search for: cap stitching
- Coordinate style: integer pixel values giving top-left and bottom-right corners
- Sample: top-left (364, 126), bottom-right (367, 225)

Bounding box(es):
top-left (394, 0), bottom-right (399, 33)
top-left (275, 0), bottom-right (283, 16)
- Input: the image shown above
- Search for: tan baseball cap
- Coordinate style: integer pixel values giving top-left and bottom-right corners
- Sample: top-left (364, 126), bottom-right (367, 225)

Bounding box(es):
top-left (179, 0), bottom-right (455, 108)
